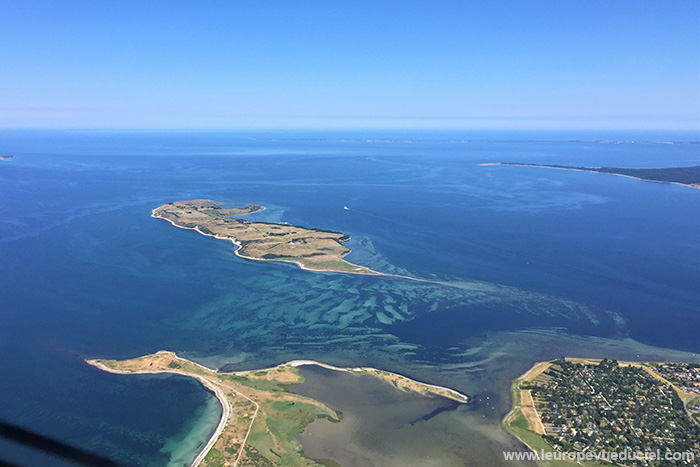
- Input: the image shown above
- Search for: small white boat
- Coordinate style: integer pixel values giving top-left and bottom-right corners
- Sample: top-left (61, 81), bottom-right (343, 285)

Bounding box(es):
top-left (343, 206), bottom-right (349, 210)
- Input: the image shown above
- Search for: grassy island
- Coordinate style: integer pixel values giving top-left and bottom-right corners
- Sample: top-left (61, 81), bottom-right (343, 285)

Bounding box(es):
top-left (152, 200), bottom-right (381, 275)
top-left (504, 358), bottom-right (700, 466)
top-left (489, 163), bottom-right (700, 189)
top-left (87, 352), bottom-right (468, 467)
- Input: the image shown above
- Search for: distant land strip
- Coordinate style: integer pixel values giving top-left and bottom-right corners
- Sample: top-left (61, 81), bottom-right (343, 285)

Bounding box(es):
top-left (483, 163), bottom-right (700, 189)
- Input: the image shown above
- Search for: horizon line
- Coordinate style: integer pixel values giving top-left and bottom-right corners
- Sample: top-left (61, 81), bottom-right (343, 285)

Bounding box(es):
top-left (0, 126), bottom-right (698, 133)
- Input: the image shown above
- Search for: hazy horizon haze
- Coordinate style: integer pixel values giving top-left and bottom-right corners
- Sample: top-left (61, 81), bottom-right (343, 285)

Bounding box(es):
top-left (1, 0), bottom-right (698, 131)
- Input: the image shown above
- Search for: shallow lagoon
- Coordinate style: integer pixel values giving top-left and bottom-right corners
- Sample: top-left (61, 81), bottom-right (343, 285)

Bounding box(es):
top-left (0, 130), bottom-right (698, 464)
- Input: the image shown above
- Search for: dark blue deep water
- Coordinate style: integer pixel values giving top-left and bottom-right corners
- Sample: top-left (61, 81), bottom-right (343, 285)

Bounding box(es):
top-left (0, 130), bottom-right (698, 465)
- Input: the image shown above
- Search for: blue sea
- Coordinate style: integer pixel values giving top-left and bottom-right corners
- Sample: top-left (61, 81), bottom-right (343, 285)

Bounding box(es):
top-left (0, 129), bottom-right (698, 465)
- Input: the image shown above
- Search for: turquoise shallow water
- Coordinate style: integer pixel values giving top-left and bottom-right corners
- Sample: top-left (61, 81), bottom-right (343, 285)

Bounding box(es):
top-left (0, 130), bottom-right (698, 465)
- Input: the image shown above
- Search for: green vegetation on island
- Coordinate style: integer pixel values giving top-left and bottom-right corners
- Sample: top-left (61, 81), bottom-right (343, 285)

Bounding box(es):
top-left (152, 199), bottom-right (381, 275)
top-left (496, 163), bottom-right (700, 188)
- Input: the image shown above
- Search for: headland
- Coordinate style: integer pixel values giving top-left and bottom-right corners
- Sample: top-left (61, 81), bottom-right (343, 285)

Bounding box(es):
top-left (87, 351), bottom-right (469, 466)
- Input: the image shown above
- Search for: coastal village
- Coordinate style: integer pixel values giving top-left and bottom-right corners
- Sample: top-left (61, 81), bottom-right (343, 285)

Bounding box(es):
top-left (656, 363), bottom-right (700, 397)
top-left (508, 359), bottom-right (700, 466)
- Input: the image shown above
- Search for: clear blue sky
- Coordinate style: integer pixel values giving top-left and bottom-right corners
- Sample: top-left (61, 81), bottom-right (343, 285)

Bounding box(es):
top-left (1, 0), bottom-right (698, 130)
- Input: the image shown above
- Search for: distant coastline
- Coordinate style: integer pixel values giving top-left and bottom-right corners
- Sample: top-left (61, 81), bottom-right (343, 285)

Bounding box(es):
top-left (485, 163), bottom-right (700, 189)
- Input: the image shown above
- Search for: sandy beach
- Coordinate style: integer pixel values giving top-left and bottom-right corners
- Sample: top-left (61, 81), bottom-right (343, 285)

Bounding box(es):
top-left (89, 356), bottom-right (235, 466)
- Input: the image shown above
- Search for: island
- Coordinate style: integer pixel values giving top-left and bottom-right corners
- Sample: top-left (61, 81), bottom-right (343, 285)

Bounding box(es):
top-left (87, 351), bottom-right (469, 466)
top-left (504, 358), bottom-right (700, 466)
top-left (152, 200), bottom-right (381, 275)
top-left (485, 163), bottom-right (700, 189)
